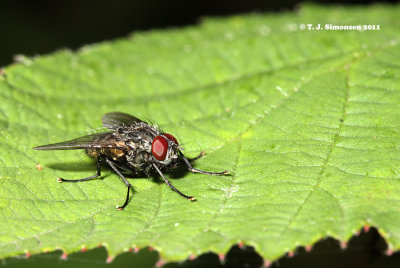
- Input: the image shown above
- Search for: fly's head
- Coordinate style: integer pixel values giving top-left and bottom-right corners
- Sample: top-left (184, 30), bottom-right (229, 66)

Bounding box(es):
top-left (151, 133), bottom-right (181, 165)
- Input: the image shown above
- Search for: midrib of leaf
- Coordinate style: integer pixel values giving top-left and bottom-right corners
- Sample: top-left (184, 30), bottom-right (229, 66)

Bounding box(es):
top-left (274, 65), bottom-right (350, 246)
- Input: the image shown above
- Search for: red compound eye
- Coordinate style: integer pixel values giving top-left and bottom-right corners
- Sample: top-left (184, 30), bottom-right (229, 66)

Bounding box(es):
top-left (152, 136), bottom-right (168, 161)
top-left (163, 133), bottom-right (179, 145)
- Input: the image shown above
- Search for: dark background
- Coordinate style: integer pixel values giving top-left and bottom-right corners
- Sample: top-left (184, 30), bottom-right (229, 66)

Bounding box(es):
top-left (1, 0), bottom-right (399, 267)
top-left (0, 0), bottom-right (397, 67)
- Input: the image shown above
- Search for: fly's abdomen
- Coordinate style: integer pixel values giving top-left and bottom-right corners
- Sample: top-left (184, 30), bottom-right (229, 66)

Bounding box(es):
top-left (86, 148), bottom-right (100, 158)
top-left (86, 148), bottom-right (126, 161)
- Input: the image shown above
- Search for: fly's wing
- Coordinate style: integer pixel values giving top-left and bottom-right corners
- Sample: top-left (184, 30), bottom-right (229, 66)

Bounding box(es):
top-left (33, 132), bottom-right (121, 150)
top-left (102, 112), bottom-right (144, 130)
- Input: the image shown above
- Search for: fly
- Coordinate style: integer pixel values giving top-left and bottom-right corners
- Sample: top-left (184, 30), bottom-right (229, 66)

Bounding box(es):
top-left (33, 112), bottom-right (229, 210)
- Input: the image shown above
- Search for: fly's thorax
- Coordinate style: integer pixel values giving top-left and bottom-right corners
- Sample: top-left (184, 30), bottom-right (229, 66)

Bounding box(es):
top-left (119, 123), bottom-right (159, 169)
top-left (116, 122), bottom-right (181, 167)
top-left (122, 122), bottom-right (159, 151)
top-left (125, 151), bottom-right (153, 173)
top-left (126, 131), bottom-right (155, 157)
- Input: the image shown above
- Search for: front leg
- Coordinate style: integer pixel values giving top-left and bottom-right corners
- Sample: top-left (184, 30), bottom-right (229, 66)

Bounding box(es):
top-left (178, 151), bottom-right (229, 175)
top-left (152, 163), bottom-right (195, 201)
top-left (188, 151), bottom-right (206, 162)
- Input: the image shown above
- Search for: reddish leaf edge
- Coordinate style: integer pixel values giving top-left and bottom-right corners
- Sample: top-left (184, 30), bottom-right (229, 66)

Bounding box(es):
top-left (2, 224), bottom-right (395, 266)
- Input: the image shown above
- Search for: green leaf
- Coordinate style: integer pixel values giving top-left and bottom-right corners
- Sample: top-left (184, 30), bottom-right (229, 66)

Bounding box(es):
top-left (1, 3), bottom-right (400, 263)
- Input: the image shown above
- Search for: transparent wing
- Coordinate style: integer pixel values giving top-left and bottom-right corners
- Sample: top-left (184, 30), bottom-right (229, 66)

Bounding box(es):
top-left (102, 112), bottom-right (144, 130)
top-left (33, 132), bottom-right (121, 150)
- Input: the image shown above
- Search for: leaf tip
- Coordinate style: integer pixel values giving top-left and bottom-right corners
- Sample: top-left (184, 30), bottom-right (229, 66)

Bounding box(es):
top-left (386, 248), bottom-right (394, 256)
top-left (106, 256), bottom-right (114, 263)
top-left (156, 259), bottom-right (165, 268)
top-left (25, 252), bottom-right (31, 258)
top-left (218, 253), bottom-right (225, 263)
top-left (263, 260), bottom-right (272, 267)
top-left (238, 241), bottom-right (244, 249)
top-left (340, 241), bottom-right (347, 250)
top-left (81, 246), bottom-right (87, 253)
top-left (60, 252), bottom-right (68, 260)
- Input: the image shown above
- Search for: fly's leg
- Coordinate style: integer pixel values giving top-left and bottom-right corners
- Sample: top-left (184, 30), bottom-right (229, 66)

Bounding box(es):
top-left (188, 151), bottom-right (206, 162)
top-left (57, 158), bottom-right (102, 182)
top-left (178, 151), bottom-right (229, 175)
top-left (104, 157), bottom-right (132, 210)
top-left (153, 163), bottom-right (196, 201)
